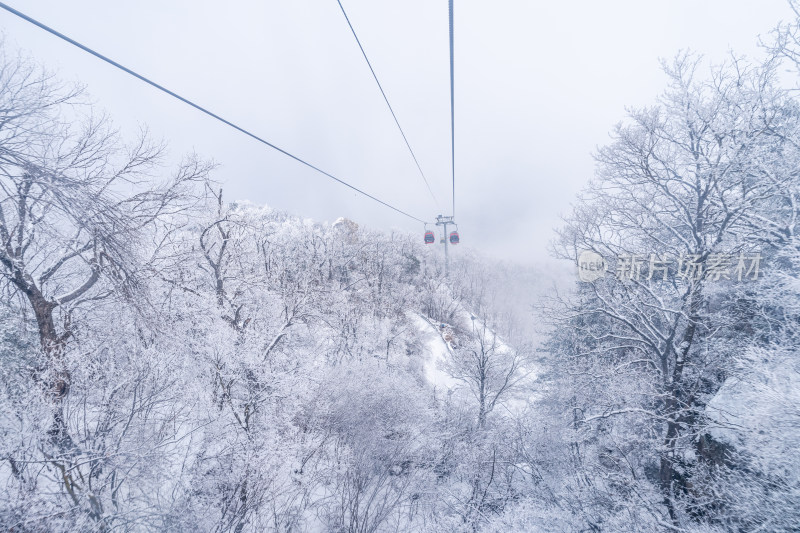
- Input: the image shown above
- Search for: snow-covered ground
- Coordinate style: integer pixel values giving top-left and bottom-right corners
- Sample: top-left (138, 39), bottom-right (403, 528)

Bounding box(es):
top-left (410, 312), bottom-right (459, 391)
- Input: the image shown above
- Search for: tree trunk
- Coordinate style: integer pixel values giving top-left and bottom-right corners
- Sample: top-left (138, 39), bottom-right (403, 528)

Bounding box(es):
top-left (25, 288), bottom-right (74, 449)
top-left (659, 282), bottom-right (703, 524)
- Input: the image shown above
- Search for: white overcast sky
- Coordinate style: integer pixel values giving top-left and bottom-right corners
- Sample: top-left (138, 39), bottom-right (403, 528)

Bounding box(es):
top-left (0, 1), bottom-right (794, 264)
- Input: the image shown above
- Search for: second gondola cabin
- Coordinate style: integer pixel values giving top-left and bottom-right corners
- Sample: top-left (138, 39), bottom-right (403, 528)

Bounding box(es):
top-left (449, 231), bottom-right (459, 244)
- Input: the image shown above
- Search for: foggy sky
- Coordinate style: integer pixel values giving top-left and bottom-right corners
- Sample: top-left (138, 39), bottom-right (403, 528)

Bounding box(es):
top-left (0, 0), bottom-right (793, 265)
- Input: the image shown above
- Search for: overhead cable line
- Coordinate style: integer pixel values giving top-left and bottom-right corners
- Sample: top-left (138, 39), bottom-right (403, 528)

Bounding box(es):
top-left (0, 1), bottom-right (429, 224)
top-left (448, 0), bottom-right (456, 218)
top-left (335, 0), bottom-right (439, 209)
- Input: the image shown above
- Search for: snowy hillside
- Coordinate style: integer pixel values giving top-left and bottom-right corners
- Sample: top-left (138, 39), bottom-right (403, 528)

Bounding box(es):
top-left (0, 193), bottom-right (545, 531)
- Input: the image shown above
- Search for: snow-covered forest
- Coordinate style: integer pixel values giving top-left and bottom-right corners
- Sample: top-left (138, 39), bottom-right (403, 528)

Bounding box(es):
top-left (2, 6), bottom-right (800, 533)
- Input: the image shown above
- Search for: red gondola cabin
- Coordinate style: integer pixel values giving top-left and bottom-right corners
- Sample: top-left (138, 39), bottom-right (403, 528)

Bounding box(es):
top-left (424, 230), bottom-right (435, 244)
top-left (449, 231), bottom-right (460, 244)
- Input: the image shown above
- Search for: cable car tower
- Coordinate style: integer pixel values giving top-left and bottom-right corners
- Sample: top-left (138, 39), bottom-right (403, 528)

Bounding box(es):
top-left (436, 214), bottom-right (458, 276)
top-left (439, 1), bottom-right (459, 278)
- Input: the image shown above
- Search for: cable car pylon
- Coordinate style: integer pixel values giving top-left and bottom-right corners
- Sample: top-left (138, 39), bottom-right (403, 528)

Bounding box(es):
top-left (435, 214), bottom-right (456, 277)
top-left (435, 1), bottom-right (458, 279)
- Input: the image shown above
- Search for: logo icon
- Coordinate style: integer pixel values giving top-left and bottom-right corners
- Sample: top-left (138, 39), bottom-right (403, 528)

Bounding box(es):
top-left (578, 250), bottom-right (606, 282)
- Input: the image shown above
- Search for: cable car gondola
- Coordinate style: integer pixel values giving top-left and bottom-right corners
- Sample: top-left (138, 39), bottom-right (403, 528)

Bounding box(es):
top-left (449, 231), bottom-right (460, 244)
top-left (424, 230), bottom-right (435, 244)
